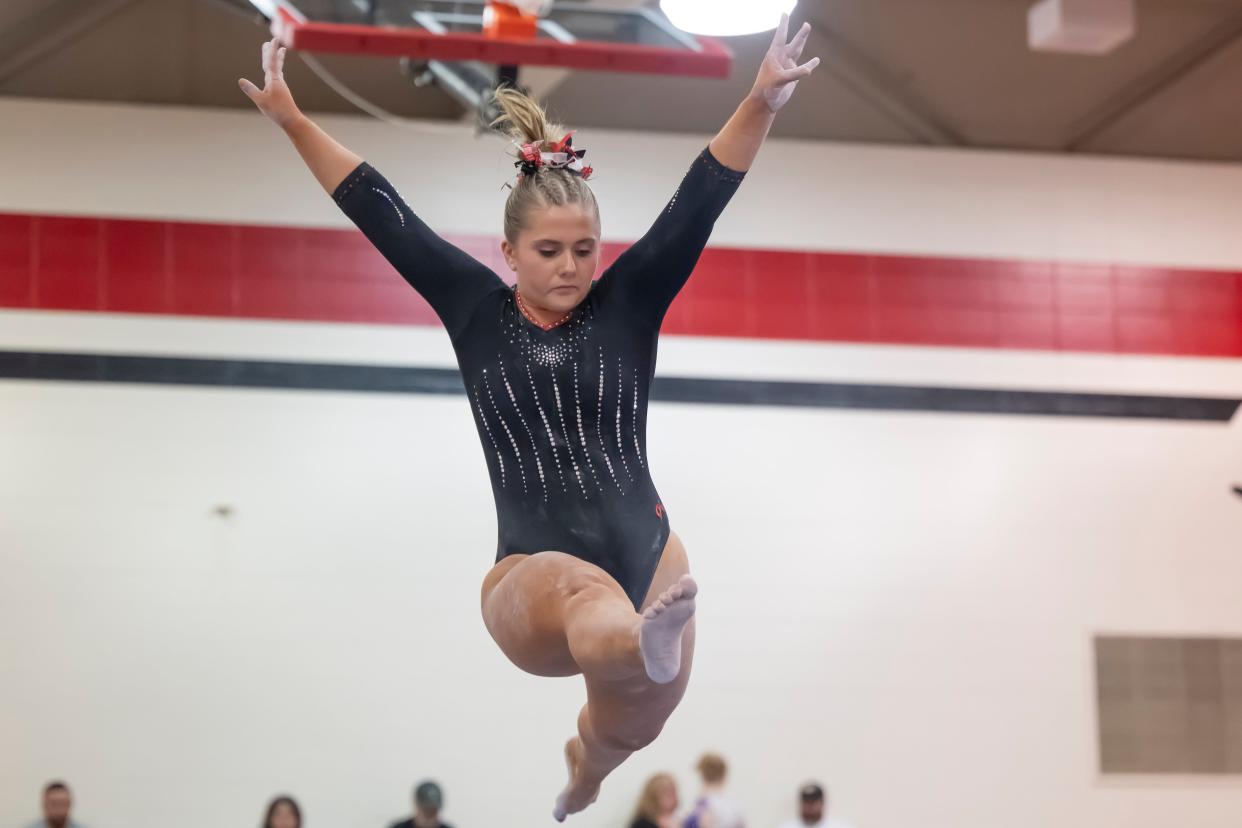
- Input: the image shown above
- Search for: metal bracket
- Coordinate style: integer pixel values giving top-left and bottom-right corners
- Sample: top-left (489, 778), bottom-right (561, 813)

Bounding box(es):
top-left (408, 9), bottom-right (529, 128)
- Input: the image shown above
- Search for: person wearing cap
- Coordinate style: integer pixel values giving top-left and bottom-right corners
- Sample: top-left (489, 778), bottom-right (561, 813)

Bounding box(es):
top-left (389, 781), bottom-right (453, 828)
top-left (774, 783), bottom-right (854, 828)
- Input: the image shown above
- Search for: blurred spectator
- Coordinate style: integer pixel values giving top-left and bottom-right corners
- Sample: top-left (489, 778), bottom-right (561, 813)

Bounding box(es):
top-left (630, 772), bottom-right (680, 828)
top-left (25, 781), bottom-right (87, 828)
top-left (683, 753), bottom-right (744, 828)
top-left (774, 783), bottom-right (854, 828)
top-left (390, 780), bottom-right (453, 828)
top-left (262, 795), bottom-right (301, 828)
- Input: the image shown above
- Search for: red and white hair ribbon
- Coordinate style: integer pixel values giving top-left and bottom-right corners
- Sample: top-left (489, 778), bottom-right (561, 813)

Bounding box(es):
top-left (514, 131), bottom-right (593, 180)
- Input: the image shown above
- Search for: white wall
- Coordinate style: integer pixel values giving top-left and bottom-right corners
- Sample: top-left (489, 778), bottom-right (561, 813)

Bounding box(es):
top-left (6, 95), bottom-right (1242, 268)
top-left (2, 97), bottom-right (1242, 828)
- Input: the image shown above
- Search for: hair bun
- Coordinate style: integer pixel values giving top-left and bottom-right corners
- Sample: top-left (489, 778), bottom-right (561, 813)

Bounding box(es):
top-left (490, 85), bottom-right (561, 146)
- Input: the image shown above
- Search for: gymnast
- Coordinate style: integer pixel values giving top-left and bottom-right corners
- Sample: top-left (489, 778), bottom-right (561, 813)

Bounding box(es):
top-left (240, 14), bottom-right (818, 819)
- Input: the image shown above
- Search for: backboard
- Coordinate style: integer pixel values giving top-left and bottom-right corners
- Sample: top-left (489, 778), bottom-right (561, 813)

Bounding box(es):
top-left (263, 1), bottom-right (733, 78)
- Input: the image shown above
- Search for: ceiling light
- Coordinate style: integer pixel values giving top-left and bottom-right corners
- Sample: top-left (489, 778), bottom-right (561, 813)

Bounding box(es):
top-left (1028, 0), bottom-right (1135, 55)
top-left (660, 0), bottom-right (799, 37)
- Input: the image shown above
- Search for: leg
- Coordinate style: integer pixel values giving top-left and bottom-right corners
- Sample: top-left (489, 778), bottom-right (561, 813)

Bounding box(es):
top-left (481, 550), bottom-right (647, 680)
top-left (479, 533), bottom-right (697, 819)
top-left (559, 537), bottom-right (697, 820)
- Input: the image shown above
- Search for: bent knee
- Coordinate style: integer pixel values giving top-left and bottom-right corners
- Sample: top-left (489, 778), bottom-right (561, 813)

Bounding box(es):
top-left (601, 728), bottom-right (662, 753)
top-left (482, 613), bottom-right (579, 678)
top-left (592, 720), bottom-right (664, 754)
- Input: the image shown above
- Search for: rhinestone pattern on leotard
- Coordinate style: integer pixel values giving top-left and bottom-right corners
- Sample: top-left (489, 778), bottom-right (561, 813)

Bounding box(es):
top-left (469, 290), bottom-right (647, 504)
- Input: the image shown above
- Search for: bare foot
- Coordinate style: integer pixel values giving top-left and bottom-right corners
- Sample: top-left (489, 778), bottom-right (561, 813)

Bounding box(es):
top-left (638, 574), bottom-right (698, 684)
top-left (552, 737), bottom-right (600, 822)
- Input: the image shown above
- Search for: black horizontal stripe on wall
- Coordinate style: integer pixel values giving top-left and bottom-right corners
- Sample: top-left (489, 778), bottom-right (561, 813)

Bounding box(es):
top-left (0, 350), bottom-right (1237, 421)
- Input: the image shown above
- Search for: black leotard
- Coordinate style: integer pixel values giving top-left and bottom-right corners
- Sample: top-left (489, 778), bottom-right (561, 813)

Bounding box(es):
top-left (333, 147), bottom-right (745, 609)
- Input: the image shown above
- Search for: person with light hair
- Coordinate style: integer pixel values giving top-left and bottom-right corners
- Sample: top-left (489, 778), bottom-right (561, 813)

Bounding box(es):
top-left (240, 13), bottom-right (818, 820)
top-left (630, 772), bottom-right (681, 828)
top-left (683, 753), bottom-right (744, 828)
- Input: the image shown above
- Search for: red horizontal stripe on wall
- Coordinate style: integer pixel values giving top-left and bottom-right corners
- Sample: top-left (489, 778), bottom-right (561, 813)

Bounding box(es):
top-left (2, 211), bottom-right (1240, 357)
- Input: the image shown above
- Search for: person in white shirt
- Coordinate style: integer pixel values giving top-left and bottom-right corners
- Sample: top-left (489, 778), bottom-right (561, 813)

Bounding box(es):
top-left (683, 753), bottom-right (745, 828)
top-left (774, 783), bottom-right (854, 828)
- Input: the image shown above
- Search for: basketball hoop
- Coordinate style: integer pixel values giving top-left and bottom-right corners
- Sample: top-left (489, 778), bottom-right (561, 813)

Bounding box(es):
top-left (484, 1), bottom-right (550, 40)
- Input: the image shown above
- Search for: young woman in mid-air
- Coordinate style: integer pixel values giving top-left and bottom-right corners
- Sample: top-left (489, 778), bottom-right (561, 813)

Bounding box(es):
top-left (239, 14), bottom-right (818, 819)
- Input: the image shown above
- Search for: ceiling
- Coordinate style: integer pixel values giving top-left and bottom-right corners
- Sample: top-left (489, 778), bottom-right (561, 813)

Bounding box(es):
top-left (3, 0), bottom-right (1242, 162)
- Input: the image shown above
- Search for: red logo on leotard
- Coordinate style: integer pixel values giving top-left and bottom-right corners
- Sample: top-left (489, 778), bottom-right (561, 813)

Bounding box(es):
top-left (655, 503), bottom-right (664, 518)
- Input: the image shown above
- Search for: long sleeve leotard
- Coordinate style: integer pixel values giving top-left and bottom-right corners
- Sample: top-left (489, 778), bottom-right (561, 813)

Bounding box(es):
top-left (333, 147), bottom-right (745, 609)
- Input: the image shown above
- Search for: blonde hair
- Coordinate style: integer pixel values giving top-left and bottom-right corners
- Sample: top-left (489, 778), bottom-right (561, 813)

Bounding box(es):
top-left (489, 86), bottom-right (599, 245)
top-left (696, 752), bottom-right (727, 784)
top-left (632, 772), bottom-right (677, 822)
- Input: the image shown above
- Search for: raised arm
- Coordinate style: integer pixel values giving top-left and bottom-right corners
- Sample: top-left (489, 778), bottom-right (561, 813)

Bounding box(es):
top-left (239, 38), bottom-right (361, 194)
top-left (239, 38), bottom-right (504, 339)
top-left (603, 14), bottom-right (819, 322)
top-left (709, 13), bottom-right (819, 171)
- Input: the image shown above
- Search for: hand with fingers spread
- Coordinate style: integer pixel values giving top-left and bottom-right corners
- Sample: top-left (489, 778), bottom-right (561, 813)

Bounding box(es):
top-left (239, 37), bottom-right (303, 129)
top-left (749, 12), bottom-right (820, 113)
top-left (236, 36), bottom-right (360, 205)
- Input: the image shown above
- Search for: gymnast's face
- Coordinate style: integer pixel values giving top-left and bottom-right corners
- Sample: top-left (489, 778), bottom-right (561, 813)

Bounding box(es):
top-left (502, 202), bottom-right (601, 317)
